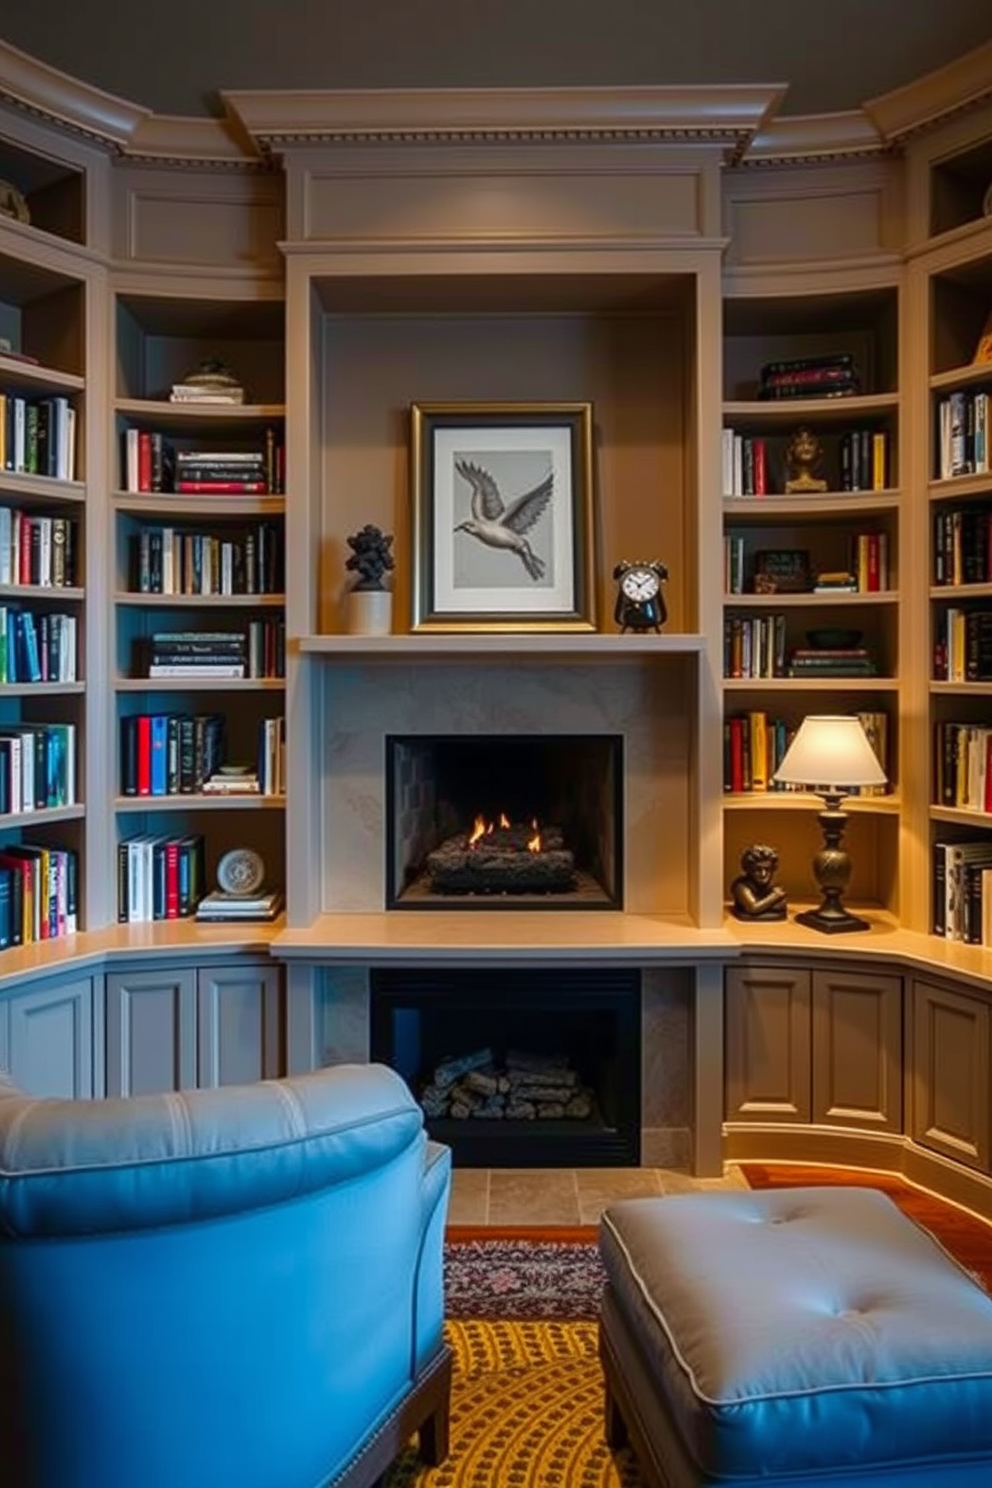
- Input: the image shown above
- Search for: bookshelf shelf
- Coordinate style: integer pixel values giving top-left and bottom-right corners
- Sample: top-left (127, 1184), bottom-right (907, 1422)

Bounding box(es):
top-left (724, 392), bottom-right (899, 424)
top-left (115, 794), bottom-right (286, 813)
top-left (114, 494), bottom-right (286, 519)
top-left (723, 492), bottom-right (901, 519)
top-left (115, 677), bottom-right (285, 693)
top-left (0, 475), bottom-right (85, 506)
top-left (114, 592), bottom-right (285, 608)
top-left (723, 791), bottom-right (900, 813)
top-left (723, 592), bottom-right (898, 608)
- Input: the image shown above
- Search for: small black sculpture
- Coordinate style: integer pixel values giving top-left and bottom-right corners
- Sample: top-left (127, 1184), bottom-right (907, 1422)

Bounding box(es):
top-left (346, 524), bottom-right (395, 590)
top-left (730, 842), bottom-right (788, 921)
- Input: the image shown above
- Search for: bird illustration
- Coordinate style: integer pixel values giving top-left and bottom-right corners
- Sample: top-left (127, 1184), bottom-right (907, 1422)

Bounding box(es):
top-left (453, 459), bottom-right (553, 581)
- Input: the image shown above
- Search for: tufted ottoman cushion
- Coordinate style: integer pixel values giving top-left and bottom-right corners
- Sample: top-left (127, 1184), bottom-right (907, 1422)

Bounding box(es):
top-left (599, 1187), bottom-right (992, 1488)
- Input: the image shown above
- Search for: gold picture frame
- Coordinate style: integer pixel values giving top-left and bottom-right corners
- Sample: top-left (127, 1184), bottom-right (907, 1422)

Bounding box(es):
top-left (410, 401), bottom-right (597, 632)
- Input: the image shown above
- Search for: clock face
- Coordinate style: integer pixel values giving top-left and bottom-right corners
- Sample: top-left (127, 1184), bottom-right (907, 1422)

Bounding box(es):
top-left (621, 566), bottom-right (660, 603)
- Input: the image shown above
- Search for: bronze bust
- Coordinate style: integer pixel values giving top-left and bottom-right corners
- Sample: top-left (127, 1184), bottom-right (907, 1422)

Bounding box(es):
top-left (731, 843), bottom-right (788, 921)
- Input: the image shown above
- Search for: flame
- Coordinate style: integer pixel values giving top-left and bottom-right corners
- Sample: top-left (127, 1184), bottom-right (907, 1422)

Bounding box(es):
top-left (499, 811), bottom-right (510, 829)
top-left (527, 829), bottom-right (542, 853)
top-left (468, 814), bottom-right (488, 847)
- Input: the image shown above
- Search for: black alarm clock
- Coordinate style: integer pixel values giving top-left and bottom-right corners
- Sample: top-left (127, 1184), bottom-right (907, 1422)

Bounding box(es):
top-left (613, 560), bottom-right (668, 633)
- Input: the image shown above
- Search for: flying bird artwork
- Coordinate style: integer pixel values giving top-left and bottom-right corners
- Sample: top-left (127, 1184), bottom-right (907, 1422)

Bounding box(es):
top-left (453, 458), bottom-right (553, 581)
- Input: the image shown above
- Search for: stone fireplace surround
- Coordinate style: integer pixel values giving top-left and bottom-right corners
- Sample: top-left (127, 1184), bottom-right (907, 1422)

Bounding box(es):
top-left (310, 652), bottom-right (698, 1166)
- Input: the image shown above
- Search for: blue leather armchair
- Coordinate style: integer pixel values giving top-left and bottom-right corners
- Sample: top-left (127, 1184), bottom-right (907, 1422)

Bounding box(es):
top-left (0, 1062), bottom-right (451, 1488)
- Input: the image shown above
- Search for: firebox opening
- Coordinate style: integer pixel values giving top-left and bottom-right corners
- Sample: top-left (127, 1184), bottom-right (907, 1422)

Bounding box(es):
top-left (370, 968), bottom-right (641, 1168)
top-left (386, 734), bottom-right (623, 910)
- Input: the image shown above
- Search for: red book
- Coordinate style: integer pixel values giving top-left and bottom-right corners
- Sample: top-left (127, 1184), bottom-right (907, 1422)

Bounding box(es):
top-left (867, 533), bottom-right (880, 592)
top-left (165, 839), bottom-right (180, 919)
top-left (753, 438), bottom-right (767, 495)
top-left (175, 480), bottom-right (268, 494)
top-left (138, 431), bottom-right (152, 493)
top-left (136, 715), bottom-right (152, 796)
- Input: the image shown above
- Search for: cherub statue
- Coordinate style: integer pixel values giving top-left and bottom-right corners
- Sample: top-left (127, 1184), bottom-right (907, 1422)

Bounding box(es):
top-left (785, 427), bottom-right (828, 493)
top-left (346, 524), bottom-right (395, 591)
top-left (730, 843), bottom-right (788, 921)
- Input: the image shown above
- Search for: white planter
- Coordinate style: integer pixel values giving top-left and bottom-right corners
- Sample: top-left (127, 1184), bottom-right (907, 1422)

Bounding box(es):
top-left (346, 588), bottom-right (393, 636)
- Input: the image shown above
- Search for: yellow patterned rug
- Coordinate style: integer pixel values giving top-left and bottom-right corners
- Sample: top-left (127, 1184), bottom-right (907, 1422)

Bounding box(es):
top-left (384, 1318), bottom-right (643, 1488)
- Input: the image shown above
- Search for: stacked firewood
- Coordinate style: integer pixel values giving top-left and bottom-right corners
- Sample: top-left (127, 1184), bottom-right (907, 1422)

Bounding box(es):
top-left (419, 1046), bottom-right (593, 1121)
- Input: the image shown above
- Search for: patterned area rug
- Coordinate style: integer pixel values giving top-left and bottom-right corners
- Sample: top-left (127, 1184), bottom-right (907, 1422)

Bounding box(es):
top-left (383, 1318), bottom-right (643, 1488)
top-left (444, 1233), bottom-right (606, 1320)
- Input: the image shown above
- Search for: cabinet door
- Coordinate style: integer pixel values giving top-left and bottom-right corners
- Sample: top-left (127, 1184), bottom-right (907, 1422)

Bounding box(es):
top-left (725, 965), bottom-right (811, 1122)
top-left (911, 978), bottom-right (990, 1172)
top-left (197, 962), bottom-right (283, 1088)
top-left (0, 976), bottom-right (95, 1098)
top-left (811, 967), bottom-right (902, 1132)
top-left (105, 967), bottom-right (197, 1096)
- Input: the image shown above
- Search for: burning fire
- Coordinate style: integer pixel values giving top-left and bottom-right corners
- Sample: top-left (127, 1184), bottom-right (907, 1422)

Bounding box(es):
top-left (467, 812), bottom-right (543, 853)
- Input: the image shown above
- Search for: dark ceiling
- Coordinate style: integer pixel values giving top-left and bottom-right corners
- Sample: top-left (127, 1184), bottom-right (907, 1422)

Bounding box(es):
top-left (0, 1), bottom-right (991, 121)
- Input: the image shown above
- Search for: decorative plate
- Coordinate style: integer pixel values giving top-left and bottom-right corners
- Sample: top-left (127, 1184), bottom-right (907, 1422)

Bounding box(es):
top-left (216, 847), bottom-right (265, 897)
top-left (0, 179), bottom-right (29, 224)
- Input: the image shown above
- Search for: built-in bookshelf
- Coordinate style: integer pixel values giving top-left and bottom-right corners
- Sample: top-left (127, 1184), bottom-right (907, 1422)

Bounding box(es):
top-left (0, 196), bottom-right (91, 949)
top-left (720, 284), bottom-right (902, 913)
top-left (111, 289), bottom-right (288, 917)
top-left (927, 227), bottom-right (992, 943)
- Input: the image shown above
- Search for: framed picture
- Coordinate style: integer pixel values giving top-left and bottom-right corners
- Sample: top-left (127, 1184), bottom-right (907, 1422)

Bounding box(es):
top-left (410, 401), bottom-right (596, 632)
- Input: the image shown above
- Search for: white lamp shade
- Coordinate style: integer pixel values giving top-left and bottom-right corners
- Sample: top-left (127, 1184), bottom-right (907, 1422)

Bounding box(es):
top-left (772, 715), bottom-right (887, 792)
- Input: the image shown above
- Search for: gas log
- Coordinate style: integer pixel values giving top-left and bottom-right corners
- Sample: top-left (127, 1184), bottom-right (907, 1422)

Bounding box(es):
top-left (426, 822), bottom-right (576, 895)
top-left (419, 1048), bottom-right (594, 1121)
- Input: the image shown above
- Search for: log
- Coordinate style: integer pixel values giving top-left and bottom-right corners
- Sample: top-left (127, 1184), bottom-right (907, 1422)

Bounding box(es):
top-left (426, 824), bottom-right (576, 895)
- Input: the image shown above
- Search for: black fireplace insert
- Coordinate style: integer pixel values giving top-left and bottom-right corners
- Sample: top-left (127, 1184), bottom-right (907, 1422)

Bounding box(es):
top-left (385, 733), bottom-right (623, 910)
top-left (370, 966), bottom-right (641, 1167)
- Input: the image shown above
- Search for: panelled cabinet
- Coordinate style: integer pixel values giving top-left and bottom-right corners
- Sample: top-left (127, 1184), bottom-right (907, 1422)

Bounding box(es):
top-left (0, 972), bottom-right (99, 1097)
top-left (910, 976), bottom-right (991, 1172)
top-left (725, 961), bottom-right (903, 1133)
top-left (105, 958), bottom-right (282, 1096)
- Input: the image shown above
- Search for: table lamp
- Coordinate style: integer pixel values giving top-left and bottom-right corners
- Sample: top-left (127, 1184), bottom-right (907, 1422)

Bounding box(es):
top-left (772, 714), bottom-right (887, 933)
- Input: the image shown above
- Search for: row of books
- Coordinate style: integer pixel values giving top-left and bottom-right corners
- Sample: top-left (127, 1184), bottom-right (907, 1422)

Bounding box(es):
top-left (0, 844), bottom-right (78, 949)
top-left (128, 522), bottom-right (283, 597)
top-left (932, 608), bottom-right (992, 682)
top-left (132, 622), bottom-right (285, 680)
top-left (723, 613), bottom-right (787, 679)
top-left (721, 427), bottom-right (889, 497)
top-left (724, 709), bottom-right (887, 794)
top-left (934, 721), bottom-right (992, 813)
top-left (0, 509), bottom-right (77, 589)
top-left (933, 505), bottom-right (992, 585)
top-left (756, 353), bottom-right (861, 402)
top-left (116, 832), bottom-right (206, 923)
top-left (935, 389), bottom-right (990, 480)
top-left (121, 430), bottom-right (284, 495)
top-left (0, 607), bottom-right (77, 684)
top-left (932, 839), bottom-right (992, 943)
top-left (0, 722), bottom-right (76, 816)
top-left (723, 532), bottom-right (888, 595)
top-left (119, 712), bottom-right (284, 797)
top-left (0, 392), bottom-right (77, 482)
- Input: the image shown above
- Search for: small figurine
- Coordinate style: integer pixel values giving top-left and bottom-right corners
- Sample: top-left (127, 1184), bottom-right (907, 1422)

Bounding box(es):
top-left (785, 427), bottom-right (828, 494)
top-left (730, 843), bottom-right (788, 921)
top-left (346, 523), bottom-right (395, 591)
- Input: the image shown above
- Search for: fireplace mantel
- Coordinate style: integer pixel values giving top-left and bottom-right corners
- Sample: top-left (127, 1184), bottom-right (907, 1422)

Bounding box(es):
top-left (273, 910), bottom-right (737, 964)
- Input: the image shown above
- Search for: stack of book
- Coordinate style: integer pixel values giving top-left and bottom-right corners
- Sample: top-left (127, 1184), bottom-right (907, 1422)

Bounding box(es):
top-left (174, 446), bottom-right (272, 494)
top-left (757, 353), bottom-right (861, 400)
top-left (144, 630), bottom-right (246, 679)
top-left (787, 646), bottom-right (877, 677)
top-left (195, 888), bottom-right (284, 922)
top-left (168, 362), bottom-right (245, 406)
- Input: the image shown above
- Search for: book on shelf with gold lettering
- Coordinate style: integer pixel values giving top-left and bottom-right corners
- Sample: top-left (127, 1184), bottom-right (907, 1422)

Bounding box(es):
top-left (973, 310), bottom-right (992, 367)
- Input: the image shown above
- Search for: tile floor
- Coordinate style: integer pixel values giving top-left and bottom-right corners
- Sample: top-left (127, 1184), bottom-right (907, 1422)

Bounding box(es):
top-left (447, 1164), bottom-right (750, 1228)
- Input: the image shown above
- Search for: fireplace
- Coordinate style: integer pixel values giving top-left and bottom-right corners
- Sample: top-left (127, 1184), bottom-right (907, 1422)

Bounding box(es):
top-left (386, 734), bottom-right (623, 910)
top-left (370, 967), bottom-right (641, 1166)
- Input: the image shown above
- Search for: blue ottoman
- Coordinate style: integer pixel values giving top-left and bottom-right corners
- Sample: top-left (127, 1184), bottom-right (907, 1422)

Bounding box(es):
top-left (599, 1186), bottom-right (992, 1487)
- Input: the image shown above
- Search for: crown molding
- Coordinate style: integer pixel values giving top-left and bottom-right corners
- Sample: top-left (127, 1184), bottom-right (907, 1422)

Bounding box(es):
top-left (0, 39), bottom-right (147, 150)
top-left (126, 115), bottom-right (270, 169)
top-left (740, 110), bottom-right (890, 167)
top-left (220, 84), bottom-right (787, 154)
top-left (864, 37), bottom-right (992, 141)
